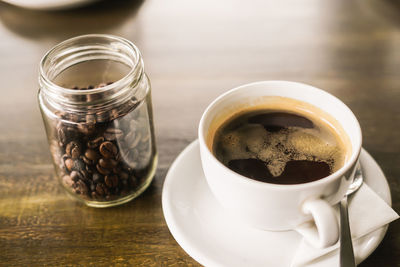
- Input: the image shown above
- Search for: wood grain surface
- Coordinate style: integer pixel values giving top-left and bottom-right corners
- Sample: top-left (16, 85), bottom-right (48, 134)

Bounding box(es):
top-left (0, 0), bottom-right (399, 266)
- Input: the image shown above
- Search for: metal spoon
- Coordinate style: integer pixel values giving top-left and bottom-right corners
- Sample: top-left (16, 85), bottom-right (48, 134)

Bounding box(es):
top-left (340, 163), bottom-right (364, 267)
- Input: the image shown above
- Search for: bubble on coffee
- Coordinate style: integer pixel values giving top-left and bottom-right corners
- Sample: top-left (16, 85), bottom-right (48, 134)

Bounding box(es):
top-left (213, 111), bottom-right (346, 184)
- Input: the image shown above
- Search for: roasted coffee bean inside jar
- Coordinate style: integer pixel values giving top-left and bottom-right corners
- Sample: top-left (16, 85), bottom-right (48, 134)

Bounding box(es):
top-left (50, 82), bottom-right (157, 204)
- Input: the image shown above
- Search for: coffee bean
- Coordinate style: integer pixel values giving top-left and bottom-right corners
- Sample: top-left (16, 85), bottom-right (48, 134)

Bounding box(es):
top-left (68, 113), bottom-right (79, 123)
top-left (95, 183), bottom-right (105, 196)
top-left (96, 111), bottom-right (108, 123)
top-left (110, 109), bottom-right (120, 120)
top-left (86, 114), bottom-right (96, 124)
top-left (77, 122), bottom-right (96, 135)
top-left (82, 155), bottom-right (94, 165)
top-left (99, 158), bottom-right (118, 169)
top-left (58, 126), bottom-right (79, 145)
top-left (79, 169), bottom-right (90, 181)
top-left (105, 174), bottom-right (118, 188)
top-left (96, 164), bottom-right (111, 175)
top-left (85, 149), bottom-right (100, 161)
top-left (65, 142), bottom-right (75, 154)
top-left (66, 141), bottom-right (81, 159)
top-left (71, 147), bottom-right (81, 159)
top-left (87, 137), bottom-right (104, 149)
top-left (55, 111), bottom-right (67, 119)
top-left (58, 127), bottom-right (67, 144)
top-left (64, 158), bottom-right (74, 171)
top-left (96, 183), bottom-right (109, 196)
top-left (104, 128), bottom-right (123, 141)
top-left (99, 141), bottom-right (118, 159)
top-left (70, 171), bottom-right (82, 182)
top-left (75, 180), bottom-right (88, 195)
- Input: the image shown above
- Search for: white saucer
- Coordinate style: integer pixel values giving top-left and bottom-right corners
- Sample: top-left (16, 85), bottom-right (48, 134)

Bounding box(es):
top-left (162, 140), bottom-right (392, 267)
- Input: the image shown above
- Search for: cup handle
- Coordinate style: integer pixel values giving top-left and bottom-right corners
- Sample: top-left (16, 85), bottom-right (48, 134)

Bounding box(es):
top-left (295, 198), bottom-right (339, 248)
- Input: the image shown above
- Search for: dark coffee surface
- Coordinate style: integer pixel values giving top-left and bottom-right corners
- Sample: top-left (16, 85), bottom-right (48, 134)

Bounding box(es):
top-left (248, 112), bottom-right (314, 132)
top-left (228, 159), bottom-right (330, 184)
top-left (213, 110), bottom-right (345, 184)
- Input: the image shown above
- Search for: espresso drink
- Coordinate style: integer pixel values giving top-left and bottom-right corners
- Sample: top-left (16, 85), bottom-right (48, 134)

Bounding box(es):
top-left (212, 100), bottom-right (348, 184)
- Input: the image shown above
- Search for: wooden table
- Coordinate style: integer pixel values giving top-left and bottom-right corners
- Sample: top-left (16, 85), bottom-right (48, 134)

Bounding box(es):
top-left (1, 0), bottom-right (399, 265)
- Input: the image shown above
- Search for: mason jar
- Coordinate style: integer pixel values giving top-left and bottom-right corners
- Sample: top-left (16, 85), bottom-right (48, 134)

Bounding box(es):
top-left (38, 34), bottom-right (157, 207)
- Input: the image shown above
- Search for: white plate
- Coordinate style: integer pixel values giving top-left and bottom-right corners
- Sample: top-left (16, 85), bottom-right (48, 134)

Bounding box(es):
top-left (2, 0), bottom-right (97, 10)
top-left (162, 140), bottom-right (391, 267)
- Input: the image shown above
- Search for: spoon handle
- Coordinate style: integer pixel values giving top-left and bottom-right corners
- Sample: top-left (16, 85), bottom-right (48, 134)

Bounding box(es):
top-left (340, 195), bottom-right (356, 267)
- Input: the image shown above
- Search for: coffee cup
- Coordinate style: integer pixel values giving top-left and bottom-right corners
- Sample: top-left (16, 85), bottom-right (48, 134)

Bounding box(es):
top-left (198, 81), bottom-right (362, 248)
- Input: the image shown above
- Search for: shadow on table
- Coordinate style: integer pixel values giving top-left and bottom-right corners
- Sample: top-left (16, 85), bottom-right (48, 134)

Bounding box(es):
top-left (0, 0), bottom-right (145, 39)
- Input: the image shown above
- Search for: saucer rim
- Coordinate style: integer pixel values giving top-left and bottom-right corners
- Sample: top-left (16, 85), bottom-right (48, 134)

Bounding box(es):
top-left (162, 140), bottom-right (391, 267)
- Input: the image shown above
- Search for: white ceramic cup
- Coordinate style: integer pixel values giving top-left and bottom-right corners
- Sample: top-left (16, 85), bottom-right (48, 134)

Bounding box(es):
top-left (198, 81), bottom-right (362, 248)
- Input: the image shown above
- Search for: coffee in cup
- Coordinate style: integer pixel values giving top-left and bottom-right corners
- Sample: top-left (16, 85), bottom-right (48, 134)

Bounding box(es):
top-left (210, 97), bottom-right (351, 185)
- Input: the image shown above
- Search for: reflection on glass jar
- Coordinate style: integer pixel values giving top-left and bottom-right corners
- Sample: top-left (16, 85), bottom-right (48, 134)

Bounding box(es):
top-left (38, 34), bottom-right (157, 207)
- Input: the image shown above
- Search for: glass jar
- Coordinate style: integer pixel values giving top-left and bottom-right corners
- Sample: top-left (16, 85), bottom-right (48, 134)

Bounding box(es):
top-left (38, 34), bottom-right (157, 207)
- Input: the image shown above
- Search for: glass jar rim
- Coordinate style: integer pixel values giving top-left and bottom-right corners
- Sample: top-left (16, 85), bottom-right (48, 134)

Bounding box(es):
top-left (39, 34), bottom-right (144, 107)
